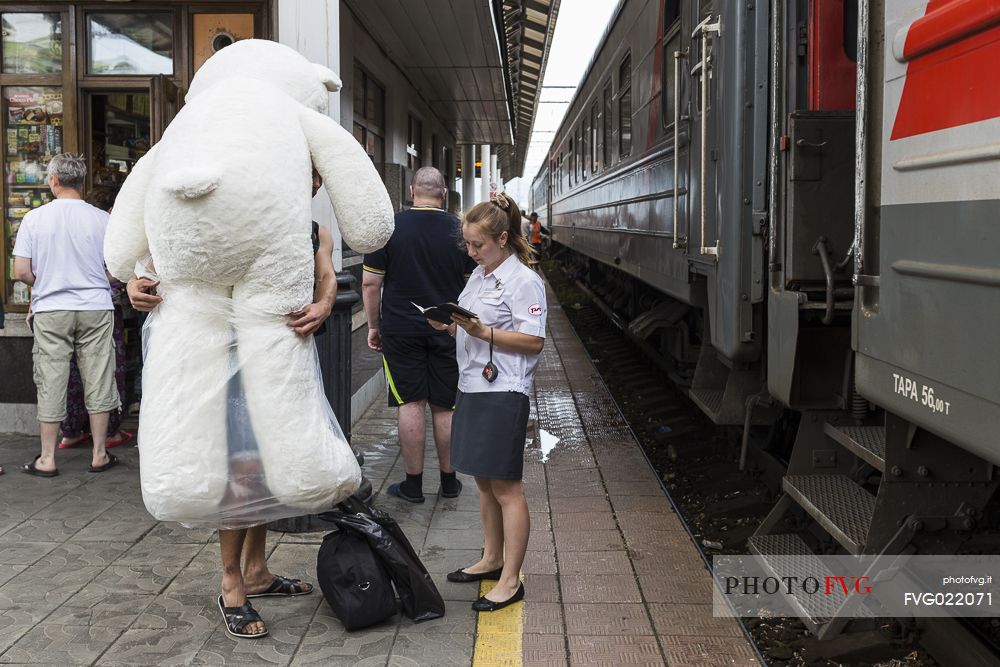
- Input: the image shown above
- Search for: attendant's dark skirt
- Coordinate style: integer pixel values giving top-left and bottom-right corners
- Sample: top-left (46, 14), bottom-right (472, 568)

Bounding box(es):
top-left (450, 390), bottom-right (530, 481)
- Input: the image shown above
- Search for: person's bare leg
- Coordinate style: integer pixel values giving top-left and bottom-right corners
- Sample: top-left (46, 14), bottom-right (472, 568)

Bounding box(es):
top-left (429, 404), bottom-right (453, 474)
top-left (398, 400), bottom-right (427, 475)
top-left (35, 422), bottom-right (60, 472)
top-left (461, 476), bottom-right (504, 574)
top-left (241, 525), bottom-right (313, 596)
top-left (88, 411), bottom-right (110, 468)
top-left (241, 525), bottom-right (271, 592)
top-left (483, 479), bottom-right (529, 602)
top-left (219, 528), bottom-right (265, 635)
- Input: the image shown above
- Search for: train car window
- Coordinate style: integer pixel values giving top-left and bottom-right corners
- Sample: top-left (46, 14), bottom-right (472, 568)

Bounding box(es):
top-left (569, 137), bottom-right (575, 186)
top-left (618, 55), bottom-right (632, 158)
top-left (590, 102), bottom-right (599, 174)
top-left (603, 81), bottom-right (612, 167)
top-left (843, 1), bottom-right (858, 62)
top-left (664, 0), bottom-right (679, 27)
top-left (662, 1), bottom-right (682, 129)
top-left (580, 124), bottom-right (587, 181)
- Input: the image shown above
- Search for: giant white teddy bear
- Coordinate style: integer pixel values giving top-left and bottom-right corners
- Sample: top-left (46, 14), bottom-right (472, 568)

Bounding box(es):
top-left (104, 40), bottom-right (394, 525)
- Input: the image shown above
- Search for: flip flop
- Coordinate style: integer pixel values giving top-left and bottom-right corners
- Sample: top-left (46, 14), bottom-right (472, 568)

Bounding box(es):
top-left (22, 455), bottom-right (58, 477)
top-left (88, 453), bottom-right (119, 473)
top-left (58, 433), bottom-right (92, 450)
top-left (246, 575), bottom-right (314, 598)
top-left (386, 482), bottom-right (425, 504)
top-left (217, 595), bottom-right (268, 639)
top-left (105, 431), bottom-right (134, 448)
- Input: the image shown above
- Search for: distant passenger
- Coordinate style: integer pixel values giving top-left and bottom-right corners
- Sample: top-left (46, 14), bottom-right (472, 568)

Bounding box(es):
top-left (430, 191), bottom-right (547, 612)
top-left (362, 166), bottom-right (476, 503)
top-left (528, 211), bottom-right (543, 256)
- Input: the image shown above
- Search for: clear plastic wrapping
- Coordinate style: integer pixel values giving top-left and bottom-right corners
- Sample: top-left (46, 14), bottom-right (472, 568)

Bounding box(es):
top-left (137, 278), bottom-right (360, 529)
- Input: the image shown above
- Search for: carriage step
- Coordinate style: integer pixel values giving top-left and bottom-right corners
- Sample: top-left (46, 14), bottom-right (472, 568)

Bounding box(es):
top-left (747, 533), bottom-right (874, 631)
top-left (783, 475), bottom-right (875, 555)
top-left (689, 387), bottom-right (724, 421)
top-left (823, 424), bottom-right (886, 471)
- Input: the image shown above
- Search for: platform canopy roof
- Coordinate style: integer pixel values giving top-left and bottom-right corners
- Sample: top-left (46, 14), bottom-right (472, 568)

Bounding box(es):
top-left (344, 0), bottom-right (559, 178)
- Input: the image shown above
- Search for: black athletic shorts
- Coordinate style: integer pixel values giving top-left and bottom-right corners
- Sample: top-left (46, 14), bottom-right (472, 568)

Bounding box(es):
top-left (381, 334), bottom-right (458, 408)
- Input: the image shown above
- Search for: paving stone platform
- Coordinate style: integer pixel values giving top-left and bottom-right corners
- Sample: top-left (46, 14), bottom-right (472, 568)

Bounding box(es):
top-left (0, 281), bottom-right (760, 666)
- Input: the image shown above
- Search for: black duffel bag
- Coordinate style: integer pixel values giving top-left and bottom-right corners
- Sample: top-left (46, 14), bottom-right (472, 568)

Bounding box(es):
top-left (320, 497), bottom-right (446, 624)
top-left (316, 528), bottom-right (396, 631)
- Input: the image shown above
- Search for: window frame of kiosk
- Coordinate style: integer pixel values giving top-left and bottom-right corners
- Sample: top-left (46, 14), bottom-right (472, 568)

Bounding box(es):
top-left (0, 5), bottom-right (75, 314)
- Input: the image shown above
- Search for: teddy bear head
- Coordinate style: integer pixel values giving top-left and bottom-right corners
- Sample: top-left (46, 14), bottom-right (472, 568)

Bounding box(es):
top-left (186, 39), bottom-right (340, 115)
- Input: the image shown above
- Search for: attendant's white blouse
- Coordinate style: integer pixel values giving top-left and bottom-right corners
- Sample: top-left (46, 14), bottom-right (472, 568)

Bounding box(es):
top-left (455, 253), bottom-right (547, 396)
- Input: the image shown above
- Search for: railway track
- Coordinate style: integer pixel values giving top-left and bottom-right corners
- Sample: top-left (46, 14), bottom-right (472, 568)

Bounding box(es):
top-left (543, 261), bottom-right (955, 667)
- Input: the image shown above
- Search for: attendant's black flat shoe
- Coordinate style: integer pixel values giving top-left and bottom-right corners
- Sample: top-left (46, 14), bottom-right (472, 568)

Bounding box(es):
top-left (446, 565), bottom-right (504, 583)
top-left (472, 583), bottom-right (525, 612)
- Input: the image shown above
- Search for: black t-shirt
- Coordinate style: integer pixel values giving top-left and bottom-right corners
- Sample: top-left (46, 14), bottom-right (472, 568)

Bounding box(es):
top-left (363, 207), bottom-right (475, 336)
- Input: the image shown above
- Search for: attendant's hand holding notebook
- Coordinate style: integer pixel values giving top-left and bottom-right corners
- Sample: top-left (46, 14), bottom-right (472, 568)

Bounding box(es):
top-left (411, 301), bottom-right (478, 325)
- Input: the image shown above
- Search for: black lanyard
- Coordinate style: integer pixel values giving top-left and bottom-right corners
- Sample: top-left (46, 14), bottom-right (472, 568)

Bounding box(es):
top-left (482, 327), bottom-right (498, 383)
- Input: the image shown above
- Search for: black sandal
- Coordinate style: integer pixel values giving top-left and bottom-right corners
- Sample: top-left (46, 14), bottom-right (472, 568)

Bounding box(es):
top-left (22, 455), bottom-right (58, 477)
top-left (246, 575), bottom-right (314, 598)
top-left (217, 595), bottom-right (268, 639)
top-left (88, 453), bottom-right (118, 473)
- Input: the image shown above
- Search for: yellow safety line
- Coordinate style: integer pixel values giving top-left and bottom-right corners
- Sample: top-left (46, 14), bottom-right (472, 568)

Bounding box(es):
top-left (472, 577), bottom-right (524, 667)
top-left (382, 356), bottom-right (404, 405)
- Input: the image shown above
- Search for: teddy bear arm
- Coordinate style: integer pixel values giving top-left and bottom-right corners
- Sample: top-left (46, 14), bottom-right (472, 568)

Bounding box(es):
top-left (105, 145), bottom-right (158, 281)
top-left (298, 107), bottom-right (394, 254)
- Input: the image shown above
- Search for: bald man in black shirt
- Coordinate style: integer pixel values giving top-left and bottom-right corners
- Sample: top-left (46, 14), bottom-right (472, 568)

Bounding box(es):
top-left (362, 167), bottom-right (475, 503)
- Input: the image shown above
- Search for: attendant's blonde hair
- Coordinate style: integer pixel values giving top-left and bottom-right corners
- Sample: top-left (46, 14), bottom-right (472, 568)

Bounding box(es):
top-left (463, 192), bottom-right (536, 265)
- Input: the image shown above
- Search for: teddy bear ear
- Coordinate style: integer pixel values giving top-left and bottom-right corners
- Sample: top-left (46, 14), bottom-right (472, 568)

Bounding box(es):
top-left (313, 64), bottom-right (342, 93)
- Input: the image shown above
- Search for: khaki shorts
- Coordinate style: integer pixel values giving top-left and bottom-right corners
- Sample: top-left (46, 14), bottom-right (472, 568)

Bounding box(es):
top-left (32, 310), bottom-right (119, 423)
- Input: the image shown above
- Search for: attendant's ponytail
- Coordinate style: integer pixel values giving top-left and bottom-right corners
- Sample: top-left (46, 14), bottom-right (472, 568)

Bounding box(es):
top-left (463, 192), bottom-right (537, 265)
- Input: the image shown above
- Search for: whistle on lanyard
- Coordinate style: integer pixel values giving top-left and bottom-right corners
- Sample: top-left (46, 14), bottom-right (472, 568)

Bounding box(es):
top-left (482, 327), bottom-right (498, 383)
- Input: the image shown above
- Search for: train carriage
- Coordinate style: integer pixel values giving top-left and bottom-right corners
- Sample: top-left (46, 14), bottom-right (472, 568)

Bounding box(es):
top-left (536, 0), bottom-right (1000, 643)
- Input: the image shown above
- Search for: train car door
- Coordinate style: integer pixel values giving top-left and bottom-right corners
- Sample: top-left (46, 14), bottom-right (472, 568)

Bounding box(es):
top-left (856, 0), bottom-right (1000, 465)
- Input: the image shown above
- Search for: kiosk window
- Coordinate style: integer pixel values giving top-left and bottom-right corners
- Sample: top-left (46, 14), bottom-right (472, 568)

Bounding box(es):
top-left (88, 13), bottom-right (173, 75)
top-left (2, 13), bottom-right (62, 74)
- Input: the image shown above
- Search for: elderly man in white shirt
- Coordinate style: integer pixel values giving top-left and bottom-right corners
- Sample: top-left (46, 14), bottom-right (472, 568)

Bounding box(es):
top-left (13, 153), bottom-right (119, 477)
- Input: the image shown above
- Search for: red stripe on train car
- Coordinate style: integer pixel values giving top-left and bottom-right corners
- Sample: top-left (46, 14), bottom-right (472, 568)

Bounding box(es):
top-left (903, 0), bottom-right (1000, 59)
top-left (891, 0), bottom-right (1000, 140)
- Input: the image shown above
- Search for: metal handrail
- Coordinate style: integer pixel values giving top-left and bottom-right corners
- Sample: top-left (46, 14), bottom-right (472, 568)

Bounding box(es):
top-left (673, 48), bottom-right (688, 249)
top-left (695, 16), bottom-right (721, 257)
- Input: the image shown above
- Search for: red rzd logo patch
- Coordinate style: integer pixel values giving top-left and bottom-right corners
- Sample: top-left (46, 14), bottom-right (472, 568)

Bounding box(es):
top-left (528, 304), bottom-right (542, 316)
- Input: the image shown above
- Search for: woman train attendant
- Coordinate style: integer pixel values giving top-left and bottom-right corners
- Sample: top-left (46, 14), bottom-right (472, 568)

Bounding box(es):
top-left (429, 192), bottom-right (546, 612)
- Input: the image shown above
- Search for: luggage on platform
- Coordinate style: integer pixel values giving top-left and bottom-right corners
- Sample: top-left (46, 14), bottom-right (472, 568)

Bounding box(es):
top-left (316, 526), bottom-right (396, 631)
top-left (317, 497), bottom-right (445, 629)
